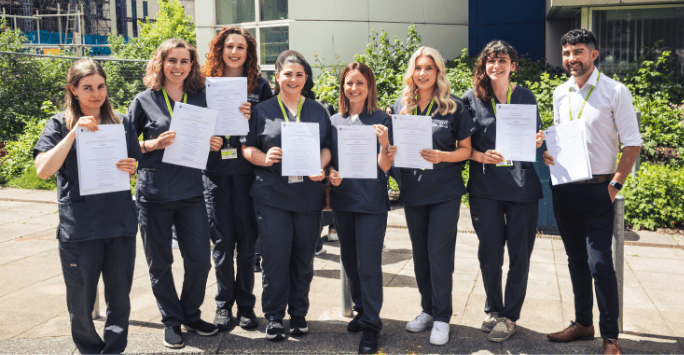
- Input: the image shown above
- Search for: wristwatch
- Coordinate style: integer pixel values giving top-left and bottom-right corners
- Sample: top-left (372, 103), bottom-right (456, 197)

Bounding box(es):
top-left (609, 180), bottom-right (623, 191)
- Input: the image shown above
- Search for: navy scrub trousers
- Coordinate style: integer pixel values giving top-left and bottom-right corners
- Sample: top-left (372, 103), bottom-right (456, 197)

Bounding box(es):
top-left (60, 237), bottom-right (136, 354)
top-left (138, 196), bottom-right (212, 328)
top-left (469, 197), bottom-right (538, 321)
top-left (334, 211), bottom-right (387, 332)
top-left (254, 201), bottom-right (320, 321)
top-left (203, 172), bottom-right (257, 311)
top-left (551, 181), bottom-right (619, 339)
top-left (404, 198), bottom-right (461, 323)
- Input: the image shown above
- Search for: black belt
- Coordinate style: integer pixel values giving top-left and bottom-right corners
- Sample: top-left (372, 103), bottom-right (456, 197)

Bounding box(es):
top-left (571, 174), bottom-right (613, 184)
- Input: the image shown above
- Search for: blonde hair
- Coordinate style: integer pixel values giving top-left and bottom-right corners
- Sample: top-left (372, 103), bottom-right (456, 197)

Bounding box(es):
top-left (400, 46), bottom-right (458, 116)
top-left (64, 58), bottom-right (120, 130)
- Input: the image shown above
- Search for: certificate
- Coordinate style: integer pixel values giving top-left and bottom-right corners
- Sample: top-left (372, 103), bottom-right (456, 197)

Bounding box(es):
top-left (337, 125), bottom-right (377, 179)
top-left (281, 122), bottom-right (321, 176)
top-left (162, 102), bottom-right (218, 170)
top-left (76, 124), bottom-right (130, 196)
top-left (495, 104), bottom-right (537, 162)
top-left (391, 114), bottom-right (432, 170)
top-left (544, 120), bottom-right (592, 185)
top-left (206, 77), bottom-right (249, 136)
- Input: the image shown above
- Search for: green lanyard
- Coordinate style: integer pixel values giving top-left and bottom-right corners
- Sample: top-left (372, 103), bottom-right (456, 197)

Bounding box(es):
top-left (490, 82), bottom-right (512, 116)
top-left (162, 88), bottom-right (187, 117)
top-left (277, 95), bottom-right (304, 122)
top-left (414, 99), bottom-right (435, 116)
top-left (569, 72), bottom-right (601, 121)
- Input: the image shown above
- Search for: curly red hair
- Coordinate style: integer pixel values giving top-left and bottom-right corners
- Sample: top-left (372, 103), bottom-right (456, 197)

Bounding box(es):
top-left (202, 26), bottom-right (260, 94)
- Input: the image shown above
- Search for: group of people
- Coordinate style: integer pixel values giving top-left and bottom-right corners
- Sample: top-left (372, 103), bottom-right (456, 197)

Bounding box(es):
top-left (33, 26), bottom-right (640, 355)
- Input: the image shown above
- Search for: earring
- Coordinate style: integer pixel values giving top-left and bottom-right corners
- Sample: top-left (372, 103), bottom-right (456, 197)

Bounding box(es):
top-left (74, 96), bottom-right (79, 101)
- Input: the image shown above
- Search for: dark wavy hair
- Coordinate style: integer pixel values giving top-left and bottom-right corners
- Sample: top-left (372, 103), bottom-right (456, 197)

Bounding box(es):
top-left (143, 38), bottom-right (204, 94)
top-left (472, 40), bottom-right (518, 101)
top-left (274, 50), bottom-right (315, 99)
top-left (338, 62), bottom-right (379, 116)
top-left (64, 58), bottom-right (119, 130)
top-left (561, 29), bottom-right (597, 51)
top-left (202, 26), bottom-right (260, 94)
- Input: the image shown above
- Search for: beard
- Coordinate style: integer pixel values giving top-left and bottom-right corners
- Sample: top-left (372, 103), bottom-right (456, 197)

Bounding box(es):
top-left (566, 61), bottom-right (591, 78)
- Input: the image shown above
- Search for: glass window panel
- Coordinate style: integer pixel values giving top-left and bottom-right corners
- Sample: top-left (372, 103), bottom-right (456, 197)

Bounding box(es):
top-left (260, 0), bottom-right (288, 21)
top-left (261, 26), bottom-right (289, 65)
top-left (216, 0), bottom-right (255, 25)
top-left (593, 7), bottom-right (684, 78)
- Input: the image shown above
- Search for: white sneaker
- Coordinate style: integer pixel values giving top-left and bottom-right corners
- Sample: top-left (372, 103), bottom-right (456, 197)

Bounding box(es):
top-left (328, 228), bottom-right (338, 241)
top-left (405, 312), bottom-right (433, 333)
top-left (430, 321), bottom-right (449, 345)
top-left (481, 312), bottom-right (498, 332)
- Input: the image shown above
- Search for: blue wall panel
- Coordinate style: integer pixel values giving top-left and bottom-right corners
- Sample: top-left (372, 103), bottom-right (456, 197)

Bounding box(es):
top-left (469, 0), bottom-right (546, 60)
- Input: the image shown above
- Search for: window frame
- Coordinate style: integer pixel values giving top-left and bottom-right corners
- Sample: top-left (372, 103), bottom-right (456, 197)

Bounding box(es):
top-left (215, 0), bottom-right (291, 73)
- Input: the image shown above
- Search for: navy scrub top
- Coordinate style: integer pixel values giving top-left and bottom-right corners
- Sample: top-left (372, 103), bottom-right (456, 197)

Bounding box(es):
top-left (33, 112), bottom-right (142, 242)
top-left (462, 87), bottom-right (544, 203)
top-left (329, 110), bottom-right (392, 214)
top-left (244, 96), bottom-right (332, 213)
top-left (205, 76), bottom-right (273, 176)
top-left (128, 89), bottom-right (207, 203)
top-left (390, 95), bottom-right (475, 206)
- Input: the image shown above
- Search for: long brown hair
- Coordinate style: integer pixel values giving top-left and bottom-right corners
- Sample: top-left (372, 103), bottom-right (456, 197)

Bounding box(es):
top-left (400, 47), bottom-right (457, 116)
top-left (273, 50), bottom-right (315, 99)
top-left (143, 38), bottom-right (204, 94)
top-left (472, 40), bottom-right (518, 101)
top-left (202, 26), bottom-right (260, 94)
top-left (64, 58), bottom-right (119, 130)
top-left (338, 62), bottom-right (379, 116)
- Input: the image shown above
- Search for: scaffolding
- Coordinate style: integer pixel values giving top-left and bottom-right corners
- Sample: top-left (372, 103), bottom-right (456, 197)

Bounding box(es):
top-left (0, 0), bottom-right (111, 37)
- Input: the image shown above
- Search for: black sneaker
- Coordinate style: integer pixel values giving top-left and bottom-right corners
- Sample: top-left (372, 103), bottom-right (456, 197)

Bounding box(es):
top-left (254, 258), bottom-right (262, 273)
top-left (359, 328), bottom-right (378, 354)
top-left (163, 326), bottom-right (184, 349)
top-left (289, 315), bottom-right (308, 335)
top-left (213, 308), bottom-right (233, 331)
top-left (237, 307), bottom-right (258, 329)
top-left (347, 311), bottom-right (363, 332)
top-left (184, 319), bottom-right (219, 336)
top-left (265, 319), bottom-right (285, 341)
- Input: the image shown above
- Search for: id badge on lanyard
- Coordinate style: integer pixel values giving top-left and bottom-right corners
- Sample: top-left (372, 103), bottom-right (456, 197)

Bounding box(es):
top-left (496, 160), bottom-right (513, 167)
top-left (278, 95), bottom-right (305, 184)
top-left (288, 176), bottom-right (303, 184)
top-left (221, 136), bottom-right (237, 159)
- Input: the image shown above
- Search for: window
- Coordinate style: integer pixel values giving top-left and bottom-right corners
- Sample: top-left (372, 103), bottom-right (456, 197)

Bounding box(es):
top-left (591, 6), bottom-right (684, 78)
top-left (215, 0), bottom-right (289, 75)
top-left (131, 0), bottom-right (138, 37)
top-left (116, 0), bottom-right (128, 37)
top-left (143, 1), bottom-right (148, 18)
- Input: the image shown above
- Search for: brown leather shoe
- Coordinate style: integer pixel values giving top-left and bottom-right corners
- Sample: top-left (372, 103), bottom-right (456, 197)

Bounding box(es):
top-left (603, 338), bottom-right (621, 354)
top-left (547, 321), bottom-right (595, 342)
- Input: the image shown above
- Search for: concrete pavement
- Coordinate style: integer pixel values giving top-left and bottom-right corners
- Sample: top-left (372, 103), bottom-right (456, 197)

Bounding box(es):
top-left (0, 187), bottom-right (683, 354)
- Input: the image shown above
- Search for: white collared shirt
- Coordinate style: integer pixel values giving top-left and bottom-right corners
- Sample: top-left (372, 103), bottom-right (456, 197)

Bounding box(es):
top-left (553, 67), bottom-right (642, 175)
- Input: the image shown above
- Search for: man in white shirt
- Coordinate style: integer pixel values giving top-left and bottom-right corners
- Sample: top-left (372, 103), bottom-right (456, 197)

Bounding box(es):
top-left (543, 29), bottom-right (642, 355)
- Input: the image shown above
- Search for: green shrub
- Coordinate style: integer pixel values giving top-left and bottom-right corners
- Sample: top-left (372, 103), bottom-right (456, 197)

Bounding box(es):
top-left (622, 162), bottom-right (684, 230)
top-left (0, 116), bottom-right (50, 181)
top-left (6, 165), bottom-right (56, 190)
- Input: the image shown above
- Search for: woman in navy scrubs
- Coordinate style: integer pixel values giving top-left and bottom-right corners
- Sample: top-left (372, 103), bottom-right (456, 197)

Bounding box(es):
top-left (327, 62), bottom-right (396, 354)
top-left (242, 50), bottom-right (331, 341)
top-left (389, 46), bottom-right (473, 346)
top-left (33, 58), bottom-right (141, 354)
top-left (128, 38), bottom-right (220, 349)
top-left (462, 40), bottom-right (545, 343)
top-left (201, 26), bottom-right (273, 331)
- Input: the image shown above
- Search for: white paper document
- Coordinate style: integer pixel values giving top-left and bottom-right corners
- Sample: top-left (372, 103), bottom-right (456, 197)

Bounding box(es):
top-left (495, 104), bottom-right (537, 162)
top-left (337, 125), bottom-right (377, 179)
top-left (76, 124), bottom-right (130, 196)
top-left (162, 102), bottom-right (218, 170)
top-left (391, 115), bottom-right (433, 170)
top-left (281, 122), bottom-right (321, 176)
top-left (544, 120), bottom-right (592, 185)
top-left (206, 77), bottom-right (249, 136)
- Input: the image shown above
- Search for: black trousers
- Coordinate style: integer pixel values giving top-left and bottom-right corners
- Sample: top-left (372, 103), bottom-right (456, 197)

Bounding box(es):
top-left (469, 196), bottom-right (538, 322)
top-left (254, 201), bottom-right (320, 321)
top-left (404, 197), bottom-right (461, 323)
top-left (203, 172), bottom-right (257, 311)
top-left (60, 236), bottom-right (136, 354)
top-left (137, 196), bottom-right (212, 328)
top-left (552, 181), bottom-right (619, 339)
top-left (334, 211), bottom-right (387, 332)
